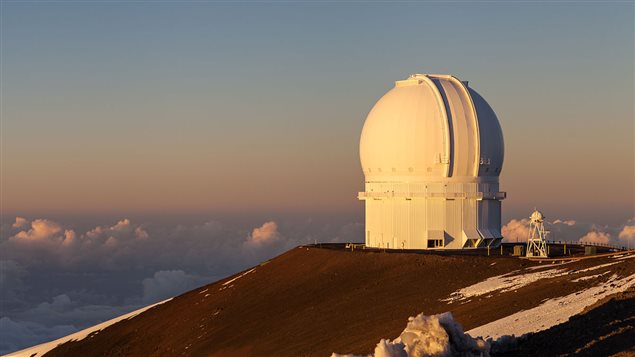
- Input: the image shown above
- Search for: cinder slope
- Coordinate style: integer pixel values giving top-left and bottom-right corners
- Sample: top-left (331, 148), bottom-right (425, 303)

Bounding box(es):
top-left (20, 247), bottom-right (635, 356)
top-left (495, 291), bottom-right (635, 356)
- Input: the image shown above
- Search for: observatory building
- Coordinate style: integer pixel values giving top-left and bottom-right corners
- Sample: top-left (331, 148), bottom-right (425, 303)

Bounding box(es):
top-left (358, 74), bottom-right (505, 249)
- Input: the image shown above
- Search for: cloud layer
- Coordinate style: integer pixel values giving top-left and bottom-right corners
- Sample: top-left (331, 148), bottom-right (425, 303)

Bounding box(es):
top-left (0, 215), bottom-right (362, 354)
top-left (142, 270), bottom-right (208, 303)
top-left (501, 217), bottom-right (631, 248)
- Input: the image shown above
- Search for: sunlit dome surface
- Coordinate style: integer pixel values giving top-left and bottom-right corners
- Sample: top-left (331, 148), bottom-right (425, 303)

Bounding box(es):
top-left (360, 74), bottom-right (504, 182)
top-left (359, 74), bottom-right (506, 249)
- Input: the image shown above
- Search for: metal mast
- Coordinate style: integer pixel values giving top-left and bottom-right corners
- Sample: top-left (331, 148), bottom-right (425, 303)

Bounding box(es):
top-left (526, 209), bottom-right (548, 257)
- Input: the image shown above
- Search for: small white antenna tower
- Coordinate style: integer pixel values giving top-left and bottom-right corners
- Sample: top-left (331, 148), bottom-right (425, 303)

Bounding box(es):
top-left (526, 209), bottom-right (548, 258)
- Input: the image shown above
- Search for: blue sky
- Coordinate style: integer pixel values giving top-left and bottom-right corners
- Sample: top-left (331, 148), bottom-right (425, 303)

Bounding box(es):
top-left (2, 1), bottom-right (633, 222)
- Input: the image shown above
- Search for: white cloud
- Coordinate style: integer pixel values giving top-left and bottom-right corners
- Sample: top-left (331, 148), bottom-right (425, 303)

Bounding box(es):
top-left (85, 226), bottom-right (104, 240)
top-left (12, 217), bottom-right (29, 229)
top-left (0, 215), bottom-right (359, 354)
top-left (12, 219), bottom-right (63, 241)
top-left (244, 221), bottom-right (281, 247)
top-left (61, 230), bottom-right (77, 246)
top-left (8, 218), bottom-right (153, 252)
top-left (552, 219), bottom-right (576, 226)
top-left (618, 225), bottom-right (635, 245)
top-left (104, 236), bottom-right (118, 248)
top-left (579, 231), bottom-right (610, 244)
top-left (5, 217), bottom-right (285, 274)
top-left (84, 219), bottom-right (141, 243)
top-left (134, 227), bottom-right (149, 240)
top-left (110, 219), bottom-right (132, 232)
top-left (502, 217), bottom-right (628, 247)
top-left (501, 219), bottom-right (529, 242)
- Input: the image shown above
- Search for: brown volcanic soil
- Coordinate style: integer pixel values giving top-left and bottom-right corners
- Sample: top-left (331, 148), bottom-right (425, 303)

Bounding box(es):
top-left (43, 247), bottom-right (635, 357)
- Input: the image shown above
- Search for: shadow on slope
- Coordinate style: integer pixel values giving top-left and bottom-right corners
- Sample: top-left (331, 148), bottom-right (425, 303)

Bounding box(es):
top-left (493, 294), bottom-right (635, 357)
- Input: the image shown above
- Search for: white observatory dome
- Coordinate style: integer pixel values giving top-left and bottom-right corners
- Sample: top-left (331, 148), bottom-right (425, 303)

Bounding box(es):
top-left (359, 74), bottom-right (506, 250)
top-left (360, 74), bottom-right (504, 182)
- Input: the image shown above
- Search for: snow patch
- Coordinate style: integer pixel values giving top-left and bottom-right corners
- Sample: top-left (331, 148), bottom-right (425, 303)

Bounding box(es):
top-left (572, 261), bottom-right (620, 273)
top-left (571, 271), bottom-right (610, 282)
top-left (442, 268), bottom-right (568, 303)
top-left (221, 268), bottom-right (256, 286)
top-left (443, 258), bottom-right (628, 303)
top-left (331, 312), bottom-right (490, 357)
top-left (4, 298), bottom-right (172, 357)
top-left (467, 273), bottom-right (635, 339)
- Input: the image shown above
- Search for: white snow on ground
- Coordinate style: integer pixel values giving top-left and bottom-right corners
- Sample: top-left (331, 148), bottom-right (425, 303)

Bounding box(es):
top-left (331, 312), bottom-right (490, 357)
top-left (331, 267), bottom-right (635, 356)
top-left (221, 268), bottom-right (256, 287)
top-left (442, 268), bottom-right (568, 303)
top-left (614, 253), bottom-right (635, 260)
top-left (443, 257), bottom-right (629, 303)
top-left (571, 271), bottom-right (610, 282)
top-left (573, 261), bottom-right (621, 273)
top-left (3, 298), bottom-right (172, 357)
top-left (467, 273), bottom-right (635, 340)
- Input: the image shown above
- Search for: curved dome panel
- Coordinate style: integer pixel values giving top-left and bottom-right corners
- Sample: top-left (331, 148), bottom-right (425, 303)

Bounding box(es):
top-left (470, 88), bottom-right (504, 177)
top-left (429, 75), bottom-right (479, 178)
top-left (359, 77), bottom-right (448, 180)
top-left (359, 74), bottom-right (504, 183)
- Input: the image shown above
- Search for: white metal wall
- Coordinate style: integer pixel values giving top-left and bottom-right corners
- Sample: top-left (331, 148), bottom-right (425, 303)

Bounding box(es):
top-left (363, 182), bottom-right (503, 249)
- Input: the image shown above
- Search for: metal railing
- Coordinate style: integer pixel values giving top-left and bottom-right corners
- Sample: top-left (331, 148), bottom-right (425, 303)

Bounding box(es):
top-left (543, 240), bottom-right (627, 251)
top-left (344, 243), bottom-right (365, 250)
top-left (358, 191), bottom-right (506, 200)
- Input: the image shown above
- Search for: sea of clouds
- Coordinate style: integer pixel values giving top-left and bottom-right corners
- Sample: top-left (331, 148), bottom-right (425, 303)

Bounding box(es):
top-left (0, 215), bottom-right (362, 354)
top-left (1, 214), bottom-right (633, 354)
